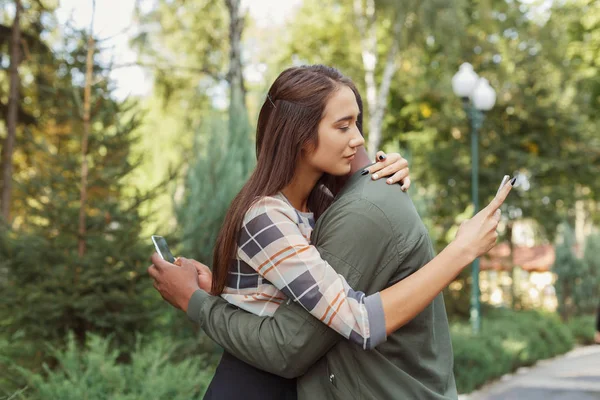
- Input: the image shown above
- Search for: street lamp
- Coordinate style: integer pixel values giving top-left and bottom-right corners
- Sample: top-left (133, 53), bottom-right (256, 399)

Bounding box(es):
top-left (452, 63), bottom-right (496, 334)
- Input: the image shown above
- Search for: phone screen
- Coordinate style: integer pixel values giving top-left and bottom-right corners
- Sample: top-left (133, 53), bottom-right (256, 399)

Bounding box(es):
top-left (151, 235), bottom-right (176, 263)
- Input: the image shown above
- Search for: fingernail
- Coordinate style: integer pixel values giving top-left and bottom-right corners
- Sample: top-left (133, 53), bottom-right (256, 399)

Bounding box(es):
top-left (361, 169), bottom-right (369, 175)
top-left (372, 173), bottom-right (379, 180)
top-left (387, 178), bottom-right (393, 184)
top-left (510, 177), bottom-right (516, 186)
top-left (378, 154), bottom-right (386, 161)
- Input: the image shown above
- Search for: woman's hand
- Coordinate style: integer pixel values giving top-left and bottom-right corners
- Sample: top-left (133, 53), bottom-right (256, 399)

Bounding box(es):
top-left (452, 178), bottom-right (515, 262)
top-left (363, 151), bottom-right (411, 191)
top-left (175, 257), bottom-right (213, 294)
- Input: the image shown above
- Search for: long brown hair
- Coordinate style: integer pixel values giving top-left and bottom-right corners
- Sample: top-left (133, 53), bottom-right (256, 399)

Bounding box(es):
top-left (212, 65), bottom-right (363, 294)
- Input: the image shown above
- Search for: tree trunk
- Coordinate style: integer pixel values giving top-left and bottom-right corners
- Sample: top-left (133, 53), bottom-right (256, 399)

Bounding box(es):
top-left (78, 2), bottom-right (95, 257)
top-left (1, 0), bottom-right (23, 222)
top-left (225, 0), bottom-right (247, 114)
top-left (353, 0), bottom-right (402, 159)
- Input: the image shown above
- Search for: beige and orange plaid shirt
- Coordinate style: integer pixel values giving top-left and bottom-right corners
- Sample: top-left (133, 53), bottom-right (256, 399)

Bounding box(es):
top-left (221, 193), bottom-right (386, 350)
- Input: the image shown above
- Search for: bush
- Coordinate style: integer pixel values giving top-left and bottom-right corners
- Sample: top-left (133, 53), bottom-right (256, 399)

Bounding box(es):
top-left (10, 333), bottom-right (215, 400)
top-left (0, 333), bottom-right (40, 398)
top-left (452, 307), bottom-right (574, 394)
top-left (566, 314), bottom-right (597, 345)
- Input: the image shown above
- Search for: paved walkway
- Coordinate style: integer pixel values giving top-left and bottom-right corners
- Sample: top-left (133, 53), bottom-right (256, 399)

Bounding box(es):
top-left (463, 346), bottom-right (600, 400)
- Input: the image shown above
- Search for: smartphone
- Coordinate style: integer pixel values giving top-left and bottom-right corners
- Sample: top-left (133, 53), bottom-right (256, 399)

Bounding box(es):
top-left (496, 175), bottom-right (511, 195)
top-left (151, 235), bottom-right (176, 263)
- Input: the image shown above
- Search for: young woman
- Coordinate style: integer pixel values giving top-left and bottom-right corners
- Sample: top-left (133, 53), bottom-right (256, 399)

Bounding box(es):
top-left (155, 64), bottom-right (512, 399)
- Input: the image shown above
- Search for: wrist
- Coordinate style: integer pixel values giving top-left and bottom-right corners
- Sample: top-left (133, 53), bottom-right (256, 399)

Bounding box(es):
top-left (179, 285), bottom-right (200, 313)
top-left (447, 240), bottom-right (476, 267)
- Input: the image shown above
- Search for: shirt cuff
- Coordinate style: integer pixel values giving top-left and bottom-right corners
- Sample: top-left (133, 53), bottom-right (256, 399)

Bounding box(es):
top-left (186, 289), bottom-right (210, 324)
top-left (365, 292), bottom-right (387, 349)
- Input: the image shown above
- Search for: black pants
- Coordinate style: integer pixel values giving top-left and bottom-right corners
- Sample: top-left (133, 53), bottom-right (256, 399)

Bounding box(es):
top-left (203, 352), bottom-right (297, 400)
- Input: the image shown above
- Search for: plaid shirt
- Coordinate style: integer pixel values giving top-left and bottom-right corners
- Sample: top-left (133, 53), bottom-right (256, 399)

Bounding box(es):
top-left (221, 193), bottom-right (386, 350)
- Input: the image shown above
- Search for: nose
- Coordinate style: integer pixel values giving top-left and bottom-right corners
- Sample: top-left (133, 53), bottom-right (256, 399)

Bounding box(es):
top-left (349, 128), bottom-right (365, 148)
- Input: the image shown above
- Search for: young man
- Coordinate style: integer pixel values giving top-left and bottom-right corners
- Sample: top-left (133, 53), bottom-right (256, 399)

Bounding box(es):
top-left (150, 148), bottom-right (458, 399)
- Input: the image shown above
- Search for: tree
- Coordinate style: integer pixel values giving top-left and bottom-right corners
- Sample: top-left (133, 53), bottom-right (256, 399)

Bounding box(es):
top-left (553, 224), bottom-right (597, 320)
top-left (353, 0), bottom-right (401, 159)
top-left (0, 0), bottom-right (62, 224)
top-left (225, 0), bottom-right (247, 111)
top-left (129, 0), bottom-right (252, 234)
top-left (0, 27), bottom-right (160, 366)
top-left (1, 0), bottom-right (22, 222)
top-left (175, 107), bottom-right (253, 264)
top-left (175, 0), bottom-right (254, 264)
top-left (78, 0), bottom-right (95, 257)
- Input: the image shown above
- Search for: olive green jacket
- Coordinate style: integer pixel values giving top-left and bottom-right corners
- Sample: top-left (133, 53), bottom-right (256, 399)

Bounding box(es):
top-left (187, 169), bottom-right (458, 399)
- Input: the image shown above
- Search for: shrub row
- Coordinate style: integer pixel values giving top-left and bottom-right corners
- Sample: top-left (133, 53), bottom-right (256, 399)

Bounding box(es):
top-left (4, 310), bottom-right (596, 398)
top-left (4, 333), bottom-right (215, 400)
top-left (452, 308), bottom-right (575, 394)
top-left (565, 314), bottom-right (597, 345)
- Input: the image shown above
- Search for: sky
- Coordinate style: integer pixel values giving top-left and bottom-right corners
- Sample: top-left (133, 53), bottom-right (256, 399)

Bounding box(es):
top-left (56, 0), bottom-right (303, 100)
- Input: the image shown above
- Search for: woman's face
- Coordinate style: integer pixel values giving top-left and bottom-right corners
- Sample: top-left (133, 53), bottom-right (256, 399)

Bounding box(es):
top-left (304, 85), bottom-right (365, 176)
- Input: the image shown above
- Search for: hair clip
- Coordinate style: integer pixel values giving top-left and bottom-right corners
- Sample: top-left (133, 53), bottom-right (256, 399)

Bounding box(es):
top-left (267, 94), bottom-right (277, 109)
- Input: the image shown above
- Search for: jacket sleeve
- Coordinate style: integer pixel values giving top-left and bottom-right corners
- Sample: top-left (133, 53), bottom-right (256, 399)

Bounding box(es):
top-left (187, 289), bottom-right (340, 379)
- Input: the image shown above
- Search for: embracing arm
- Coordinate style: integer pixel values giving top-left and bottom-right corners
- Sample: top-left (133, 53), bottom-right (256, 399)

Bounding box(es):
top-left (187, 290), bottom-right (340, 379)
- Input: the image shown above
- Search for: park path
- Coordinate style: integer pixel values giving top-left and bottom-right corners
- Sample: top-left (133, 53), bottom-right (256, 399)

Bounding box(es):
top-left (462, 345), bottom-right (600, 400)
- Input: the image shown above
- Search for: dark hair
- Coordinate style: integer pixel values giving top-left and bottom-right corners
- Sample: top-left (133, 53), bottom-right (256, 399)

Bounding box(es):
top-left (211, 65), bottom-right (363, 295)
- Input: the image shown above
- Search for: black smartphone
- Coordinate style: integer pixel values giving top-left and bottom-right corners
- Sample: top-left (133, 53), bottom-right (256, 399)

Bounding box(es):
top-left (151, 235), bottom-right (176, 263)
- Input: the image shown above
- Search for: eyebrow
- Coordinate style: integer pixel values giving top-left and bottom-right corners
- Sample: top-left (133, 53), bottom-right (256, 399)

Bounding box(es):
top-left (334, 113), bottom-right (360, 124)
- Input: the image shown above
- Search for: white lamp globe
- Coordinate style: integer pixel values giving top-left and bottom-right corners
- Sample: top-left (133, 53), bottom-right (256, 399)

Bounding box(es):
top-left (452, 63), bottom-right (479, 98)
top-left (471, 78), bottom-right (496, 111)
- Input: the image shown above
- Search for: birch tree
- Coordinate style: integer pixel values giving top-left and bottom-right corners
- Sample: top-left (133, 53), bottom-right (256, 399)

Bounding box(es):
top-left (353, 0), bottom-right (403, 159)
top-left (225, 0), bottom-right (247, 112)
top-left (353, 0), bottom-right (462, 158)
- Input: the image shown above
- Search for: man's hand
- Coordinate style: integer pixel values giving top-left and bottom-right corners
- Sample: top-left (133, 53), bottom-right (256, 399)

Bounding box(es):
top-left (175, 257), bottom-right (213, 294)
top-left (147, 252), bottom-right (200, 312)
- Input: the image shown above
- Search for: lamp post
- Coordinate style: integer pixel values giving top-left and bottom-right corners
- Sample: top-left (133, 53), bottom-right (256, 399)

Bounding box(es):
top-left (452, 63), bottom-right (496, 334)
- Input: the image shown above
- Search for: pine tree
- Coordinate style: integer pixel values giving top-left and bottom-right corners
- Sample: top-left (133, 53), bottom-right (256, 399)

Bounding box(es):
top-left (175, 92), bottom-right (254, 264)
top-left (0, 30), bottom-right (160, 363)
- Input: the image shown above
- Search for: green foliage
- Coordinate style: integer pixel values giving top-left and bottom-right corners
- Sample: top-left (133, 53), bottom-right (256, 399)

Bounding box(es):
top-left (11, 333), bottom-right (214, 400)
top-left (452, 307), bottom-right (574, 394)
top-left (0, 28), bottom-right (162, 378)
top-left (583, 233), bottom-right (600, 297)
top-left (565, 314), bottom-right (597, 345)
top-left (274, 0), bottom-right (600, 269)
top-left (553, 224), bottom-right (598, 319)
top-left (175, 96), bottom-right (254, 264)
top-left (132, 0), bottom-right (228, 105)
